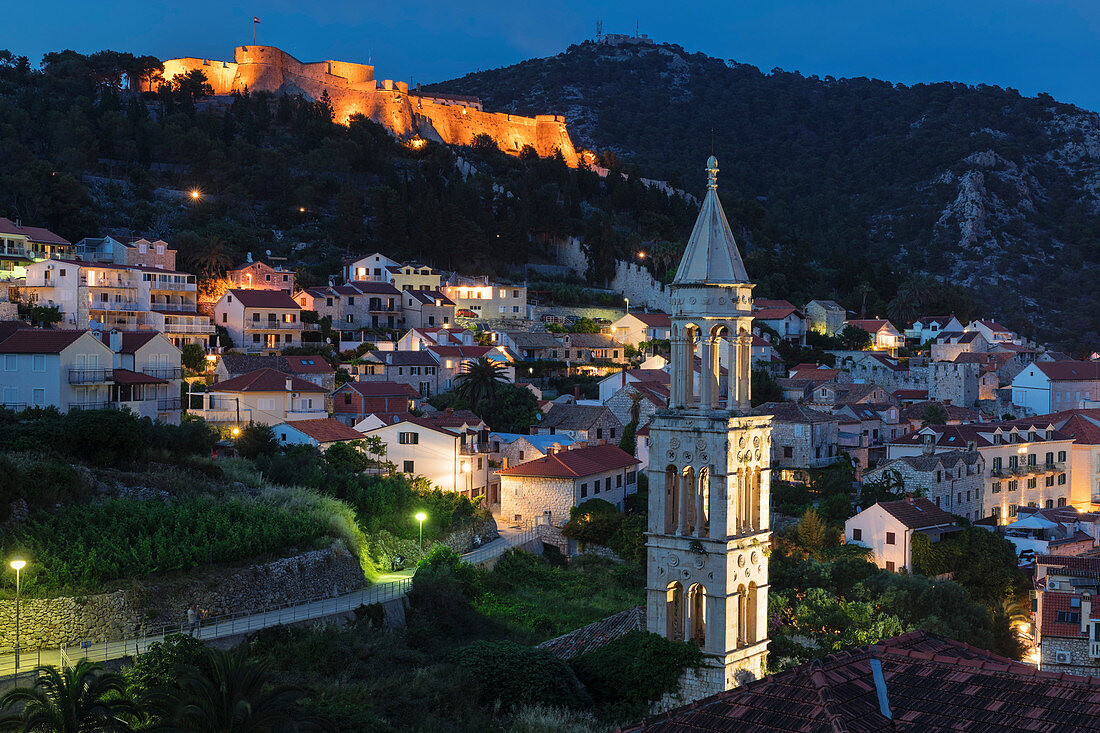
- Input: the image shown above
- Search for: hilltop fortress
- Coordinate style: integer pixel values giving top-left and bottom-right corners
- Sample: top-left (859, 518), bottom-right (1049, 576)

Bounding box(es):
top-left (159, 45), bottom-right (579, 165)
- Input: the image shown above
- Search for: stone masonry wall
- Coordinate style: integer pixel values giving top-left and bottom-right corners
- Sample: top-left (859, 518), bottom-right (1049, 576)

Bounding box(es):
top-left (553, 238), bottom-right (672, 311)
top-left (0, 543), bottom-right (365, 649)
top-left (1041, 636), bottom-right (1100, 677)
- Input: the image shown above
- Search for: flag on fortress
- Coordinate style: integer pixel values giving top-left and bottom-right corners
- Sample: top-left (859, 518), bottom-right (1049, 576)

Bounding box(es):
top-left (253, 16), bottom-right (261, 23)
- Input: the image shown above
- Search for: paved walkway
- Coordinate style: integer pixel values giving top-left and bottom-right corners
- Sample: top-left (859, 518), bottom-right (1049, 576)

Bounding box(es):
top-left (0, 524), bottom-right (544, 681)
top-left (0, 570), bottom-right (414, 680)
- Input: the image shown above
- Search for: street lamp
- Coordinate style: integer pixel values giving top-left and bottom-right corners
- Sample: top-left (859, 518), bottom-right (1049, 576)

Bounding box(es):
top-left (415, 512), bottom-right (427, 552)
top-left (624, 297), bottom-right (629, 315)
top-left (10, 558), bottom-right (25, 673)
top-left (189, 189), bottom-right (201, 200)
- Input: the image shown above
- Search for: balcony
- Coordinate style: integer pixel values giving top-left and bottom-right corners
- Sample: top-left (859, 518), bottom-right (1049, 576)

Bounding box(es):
top-left (142, 366), bottom-right (183, 380)
top-left (158, 397), bottom-right (182, 411)
top-left (83, 277), bottom-right (137, 289)
top-left (244, 321), bottom-right (303, 330)
top-left (69, 401), bottom-right (118, 411)
top-left (153, 302), bottom-right (201, 312)
top-left (69, 368), bottom-right (112, 384)
top-left (158, 322), bottom-right (215, 335)
top-left (90, 300), bottom-right (141, 312)
top-left (149, 281), bottom-right (197, 292)
top-left (0, 402), bottom-right (25, 411)
top-left (1091, 641), bottom-right (1100, 659)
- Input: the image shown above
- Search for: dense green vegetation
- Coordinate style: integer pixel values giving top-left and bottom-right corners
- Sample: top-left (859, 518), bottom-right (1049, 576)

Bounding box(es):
top-left (432, 40), bottom-right (1100, 347)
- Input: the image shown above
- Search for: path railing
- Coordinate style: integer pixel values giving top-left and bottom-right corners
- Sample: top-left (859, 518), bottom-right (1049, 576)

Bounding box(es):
top-left (0, 577), bottom-right (411, 679)
top-left (461, 521), bottom-right (544, 565)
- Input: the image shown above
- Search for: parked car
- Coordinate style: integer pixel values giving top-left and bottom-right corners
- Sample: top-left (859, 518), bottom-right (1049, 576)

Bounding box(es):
top-left (457, 309), bottom-right (478, 319)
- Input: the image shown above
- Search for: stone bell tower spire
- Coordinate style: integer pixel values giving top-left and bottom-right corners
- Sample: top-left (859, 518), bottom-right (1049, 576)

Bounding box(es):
top-left (646, 157), bottom-right (772, 704)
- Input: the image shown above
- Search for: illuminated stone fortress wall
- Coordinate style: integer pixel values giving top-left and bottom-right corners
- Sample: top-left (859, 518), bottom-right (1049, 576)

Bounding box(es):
top-left (159, 46), bottom-right (579, 165)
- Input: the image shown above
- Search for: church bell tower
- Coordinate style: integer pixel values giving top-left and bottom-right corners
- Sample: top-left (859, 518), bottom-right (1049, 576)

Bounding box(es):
top-left (645, 157), bottom-right (772, 698)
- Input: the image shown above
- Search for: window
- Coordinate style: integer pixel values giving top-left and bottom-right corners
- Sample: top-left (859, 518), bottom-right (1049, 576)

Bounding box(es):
top-left (1027, 477), bottom-right (1037, 489)
top-left (1057, 611), bottom-right (1081, 624)
top-left (605, 477), bottom-right (612, 491)
top-left (936, 471), bottom-right (942, 483)
top-left (1046, 475), bottom-right (1055, 487)
top-left (580, 483), bottom-right (588, 498)
top-left (886, 532), bottom-right (896, 545)
top-left (886, 561), bottom-right (896, 572)
top-left (403, 460), bottom-right (414, 473)
top-left (4, 355), bottom-right (16, 371)
top-left (1059, 450), bottom-right (1067, 462)
top-left (1009, 504), bottom-right (1018, 517)
top-left (992, 506), bottom-right (1001, 520)
top-left (626, 470), bottom-right (637, 485)
top-left (31, 388), bottom-right (44, 407)
top-left (398, 432), bottom-right (419, 445)
top-left (957, 492), bottom-right (962, 504)
top-left (992, 457), bottom-right (1002, 471)
top-left (992, 482), bottom-right (1001, 494)
top-left (616, 474), bottom-right (623, 488)
top-left (596, 428), bottom-right (603, 440)
top-left (783, 446), bottom-right (793, 458)
top-left (477, 458), bottom-right (483, 470)
top-left (852, 528), bottom-right (862, 541)
top-left (1059, 497), bottom-right (1067, 506)
top-left (31, 355), bottom-right (44, 372)
top-left (1059, 473), bottom-right (1067, 485)
top-left (1008, 480), bottom-right (1018, 492)
top-left (1046, 499), bottom-right (1054, 509)
top-left (594, 480), bottom-right (600, 494)
top-left (610, 428), bottom-right (616, 439)
top-left (518, 451), bottom-right (525, 460)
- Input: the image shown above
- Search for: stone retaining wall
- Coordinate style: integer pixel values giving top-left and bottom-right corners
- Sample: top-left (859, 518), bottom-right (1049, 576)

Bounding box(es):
top-left (0, 542), bottom-right (365, 649)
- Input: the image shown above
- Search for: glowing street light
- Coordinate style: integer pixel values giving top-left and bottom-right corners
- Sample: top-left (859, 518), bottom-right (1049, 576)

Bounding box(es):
top-left (637, 251), bottom-right (646, 259)
top-left (189, 190), bottom-right (201, 200)
top-left (415, 511), bottom-right (427, 552)
top-left (10, 558), bottom-right (25, 672)
top-left (231, 427), bottom-right (240, 437)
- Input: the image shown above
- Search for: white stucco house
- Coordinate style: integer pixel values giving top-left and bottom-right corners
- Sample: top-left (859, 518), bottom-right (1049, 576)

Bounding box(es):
top-left (844, 497), bottom-right (959, 572)
top-left (1012, 361), bottom-right (1100, 416)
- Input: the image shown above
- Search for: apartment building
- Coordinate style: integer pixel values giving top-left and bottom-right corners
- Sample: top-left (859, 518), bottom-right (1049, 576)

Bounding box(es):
top-left (214, 289), bottom-right (305, 354)
top-left (441, 274), bottom-right (527, 320)
top-left (187, 368), bottom-right (326, 426)
top-left (293, 282), bottom-right (401, 335)
top-left (76, 235), bottom-right (177, 270)
top-left (98, 330), bottom-right (183, 423)
top-left (888, 422), bottom-right (1074, 524)
top-left (0, 218), bottom-right (74, 279)
top-left (362, 415), bottom-right (491, 499)
top-left (344, 252), bottom-right (400, 282)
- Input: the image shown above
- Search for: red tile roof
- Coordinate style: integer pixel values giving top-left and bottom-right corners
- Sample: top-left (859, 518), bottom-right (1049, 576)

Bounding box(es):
top-left (225, 289), bottom-right (301, 309)
top-left (1040, 590), bottom-right (1095, 639)
top-left (424, 408), bottom-right (485, 428)
top-left (111, 368), bottom-right (167, 385)
top-left (752, 307), bottom-right (801, 320)
top-left (0, 217), bottom-right (69, 244)
top-left (214, 367), bottom-right (326, 393)
top-left (623, 312), bottom-right (670, 327)
top-left (754, 298), bottom-right (796, 309)
top-left (342, 381), bottom-right (420, 398)
top-left (280, 418), bottom-right (363, 443)
top-left (98, 330), bottom-right (160, 353)
top-left (877, 497), bottom-right (957, 529)
top-left (976, 319), bottom-right (1012, 332)
top-left (497, 444), bottom-right (638, 478)
top-left (1035, 360), bottom-right (1100, 381)
top-left (846, 318), bottom-right (896, 333)
top-left (283, 355), bottom-right (335, 374)
top-left (0, 329), bottom-right (90, 353)
top-left (428, 345), bottom-right (492, 359)
top-left (624, 630), bottom-right (1100, 732)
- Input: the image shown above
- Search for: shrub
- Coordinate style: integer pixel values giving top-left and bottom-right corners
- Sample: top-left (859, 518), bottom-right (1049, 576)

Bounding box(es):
top-left (123, 634), bottom-right (206, 699)
top-left (235, 423), bottom-right (278, 459)
top-left (562, 499), bottom-right (621, 547)
top-left (569, 630), bottom-right (702, 715)
top-left (446, 640), bottom-right (589, 711)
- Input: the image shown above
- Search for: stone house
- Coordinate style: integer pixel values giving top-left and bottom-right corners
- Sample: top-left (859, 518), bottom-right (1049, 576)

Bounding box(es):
top-left (865, 450), bottom-right (985, 521)
top-left (844, 497), bottom-right (959, 572)
top-left (929, 330), bottom-right (988, 362)
top-left (605, 382), bottom-right (668, 429)
top-left (965, 319), bottom-right (1018, 345)
top-left (534, 404), bottom-right (624, 444)
top-left (357, 350), bottom-right (440, 397)
top-left (497, 443), bottom-right (640, 524)
top-left (226, 261), bottom-right (296, 292)
top-left (76, 235), bottom-right (177, 270)
top-left (561, 332), bottom-right (626, 364)
top-left (597, 367), bottom-right (670, 403)
top-left (293, 282), bottom-right (402, 335)
top-left (804, 299), bottom-right (846, 337)
top-left (401, 289), bottom-right (456, 329)
top-left (213, 288), bottom-right (305, 354)
top-left (751, 402), bottom-right (841, 483)
top-left (331, 380), bottom-right (420, 426)
top-left (498, 331), bottom-right (566, 361)
top-left (489, 432), bottom-right (576, 468)
top-left (1036, 555), bottom-right (1100, 676)
top-left (752, 299), bottom-right (808, 345)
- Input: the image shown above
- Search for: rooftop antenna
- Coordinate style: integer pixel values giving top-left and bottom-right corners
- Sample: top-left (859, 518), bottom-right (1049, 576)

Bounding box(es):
top-left (636, 18), bottom-right (639, 36)
top-left (596, 20), bottom-right (603, 40)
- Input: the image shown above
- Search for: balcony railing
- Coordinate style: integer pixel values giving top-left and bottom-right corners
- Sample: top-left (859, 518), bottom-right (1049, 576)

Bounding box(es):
top-left (69, 401), bottom-right (118, 411)
top-left (158, 397), bottom-right (182, 411)
top-left (90, 300), bottom-right (141, 312)
top-left (159, 322), bottom-right (215, 334)
top-left (1091, 641), bottom-right (1100, 659)
top-left (149, 282), bottom-right (197, 292)
top-left (1, 402), bottom-right (26, 411)
top-left (244, 321), bottom-right (302, 330)
top-left (69, 368), bottom-right (111, 384)
top-left (153, 303), bottom-right (201, 312)
top-left (143, 367), bottom-right (183, 380)
top-left (83, 277), bottom-right (137, 289)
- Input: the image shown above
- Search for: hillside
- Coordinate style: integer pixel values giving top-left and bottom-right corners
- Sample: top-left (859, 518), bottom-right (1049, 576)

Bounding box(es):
top-left (428, 39), bottom-right (1100, 346)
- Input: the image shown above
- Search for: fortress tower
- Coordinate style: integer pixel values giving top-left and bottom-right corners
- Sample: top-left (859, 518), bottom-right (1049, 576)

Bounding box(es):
top-left (645, 157), bottom-right (772, 700)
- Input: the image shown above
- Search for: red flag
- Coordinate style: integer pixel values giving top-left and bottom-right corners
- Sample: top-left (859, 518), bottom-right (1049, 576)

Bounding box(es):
top-left (253, 16), bottom-right (261, 23)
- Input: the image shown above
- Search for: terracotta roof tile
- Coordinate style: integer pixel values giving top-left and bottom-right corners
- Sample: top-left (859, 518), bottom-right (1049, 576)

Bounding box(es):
top-left (213, 367), bottom-right (325, 393)
top-left (0, 329), bottom-right (89, 353)
top-left (0, 217), bottom-right (69, 244)
top-left (342, 381), bottom-right (420, 398)
top-left (497, 444), bottom-right (638, 478)
top-left (225, 289), bottom-right (301, 309)
top-left (279, 418), bottom-right (363, 443)
top-left (877, 497), bottom-right (957, 529)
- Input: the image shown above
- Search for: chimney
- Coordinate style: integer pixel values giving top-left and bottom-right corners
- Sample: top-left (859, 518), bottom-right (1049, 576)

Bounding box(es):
top-left (285, 376), bottom-right (293, 392)
top-left (445, 407), bottom-right (454, 415)
top-left (573, 385), bottom-right (581, 400)
top-left (904, 493), bottom-right (914, 504)
top-left (109, 329), bottom-right (122, 353)
top-left (1083, 593), bottom-right (1092, 636)
top-left (502, 457), bottom-right (509, 469)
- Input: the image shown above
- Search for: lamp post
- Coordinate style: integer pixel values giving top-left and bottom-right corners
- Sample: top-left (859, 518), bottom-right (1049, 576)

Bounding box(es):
top-left (415, 512), bottom-right (427, 553)
top-left (624, 297), bottom-right (629, 316)
top-left (10, 559), bottom-right (24, 673)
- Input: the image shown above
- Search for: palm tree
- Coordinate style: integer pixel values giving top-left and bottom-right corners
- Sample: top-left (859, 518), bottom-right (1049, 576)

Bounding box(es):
top-left (627, 390), bottom-right (645, 425)
top-left (0, 660), bottom-right (137, 733)
top-left (151, 646), bottom-right (313, 732)
top-left (453, 358), bottom-right (508, 407)
top-left (193, 237), bottom-right (235, 278)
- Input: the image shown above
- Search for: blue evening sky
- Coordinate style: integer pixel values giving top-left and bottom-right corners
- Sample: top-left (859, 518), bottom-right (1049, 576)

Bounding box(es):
top-left (9, 0), bottom-right (1100, 110)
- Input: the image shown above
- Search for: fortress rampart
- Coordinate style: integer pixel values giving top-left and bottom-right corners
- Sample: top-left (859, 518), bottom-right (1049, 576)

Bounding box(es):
top-left (158, 46), bottom-right (578, 165)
